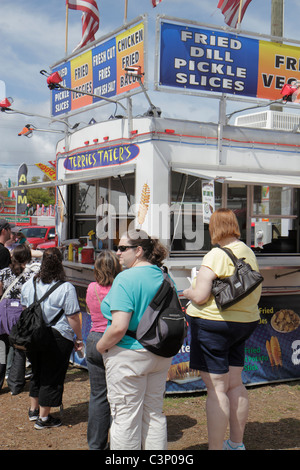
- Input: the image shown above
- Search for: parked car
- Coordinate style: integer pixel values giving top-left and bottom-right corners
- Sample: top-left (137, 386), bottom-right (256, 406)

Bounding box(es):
top-left (36, 237), bottom-right (57, 251)
top-left (16, 225), bottom-right (56, 249)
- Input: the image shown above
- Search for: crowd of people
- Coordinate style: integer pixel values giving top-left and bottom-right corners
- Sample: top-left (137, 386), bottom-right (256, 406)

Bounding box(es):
top-left (0, 220), bottom-right (41, 393)
top-left (0, 210), bottom-right (263, 450)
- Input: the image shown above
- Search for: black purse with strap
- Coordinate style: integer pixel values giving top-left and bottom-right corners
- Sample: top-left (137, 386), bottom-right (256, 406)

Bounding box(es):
top-left (211, 247), bottom-right (263, 311)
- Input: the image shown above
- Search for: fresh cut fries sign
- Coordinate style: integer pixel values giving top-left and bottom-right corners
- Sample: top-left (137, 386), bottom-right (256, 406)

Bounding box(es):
top-left (51, 20), bottom-right (145, 116)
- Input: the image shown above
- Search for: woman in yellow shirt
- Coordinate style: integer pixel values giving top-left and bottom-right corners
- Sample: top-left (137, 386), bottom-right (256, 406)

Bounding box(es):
top-left (183, 209), bottom-right (262, 450)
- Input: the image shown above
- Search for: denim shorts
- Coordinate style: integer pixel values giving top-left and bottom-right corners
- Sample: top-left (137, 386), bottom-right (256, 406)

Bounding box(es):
top-left (188, 316), bottom-right (259, 374)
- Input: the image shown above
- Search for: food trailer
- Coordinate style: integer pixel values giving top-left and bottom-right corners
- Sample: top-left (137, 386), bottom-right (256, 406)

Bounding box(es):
top-left (45, 15), bottom-right (300, 392)
top-left (55, 114), bottom-right (300, 392)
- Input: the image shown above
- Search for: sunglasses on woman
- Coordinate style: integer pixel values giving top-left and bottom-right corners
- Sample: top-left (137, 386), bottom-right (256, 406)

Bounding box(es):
top-left (116, 245), bottom-right (138, 252)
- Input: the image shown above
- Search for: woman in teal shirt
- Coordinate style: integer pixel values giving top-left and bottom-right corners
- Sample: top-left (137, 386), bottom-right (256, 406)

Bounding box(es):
top-left (97, 229), bottom-right (172, 450)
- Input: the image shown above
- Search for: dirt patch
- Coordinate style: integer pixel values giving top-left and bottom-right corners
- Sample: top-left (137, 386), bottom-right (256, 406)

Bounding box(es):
top-left (0, 365), bottom-right (299, 450)
top-left (165, 381), bottom-right (300, 450)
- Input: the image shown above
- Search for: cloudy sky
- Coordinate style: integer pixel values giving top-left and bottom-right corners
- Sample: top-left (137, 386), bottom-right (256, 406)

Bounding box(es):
top-left (0, 0), bottom-right (298, 186)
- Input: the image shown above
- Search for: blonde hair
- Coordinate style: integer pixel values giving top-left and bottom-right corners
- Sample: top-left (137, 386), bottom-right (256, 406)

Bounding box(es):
top-left (209, 208), bottom-right (241, 245)
top-left (94, 250), bottom-right (122, 286)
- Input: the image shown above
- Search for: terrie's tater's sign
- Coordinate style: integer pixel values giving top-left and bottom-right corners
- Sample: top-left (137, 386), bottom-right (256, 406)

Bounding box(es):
top-left (63, 144), bottom-right (140, 171)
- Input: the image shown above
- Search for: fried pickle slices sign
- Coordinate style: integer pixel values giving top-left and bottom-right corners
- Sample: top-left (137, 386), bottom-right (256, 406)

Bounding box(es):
top-left (158, 21), bottom-right (300, 101)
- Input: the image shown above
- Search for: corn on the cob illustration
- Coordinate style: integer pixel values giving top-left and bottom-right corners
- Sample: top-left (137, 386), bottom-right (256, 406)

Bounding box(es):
top-left (266, 339), bottom-right (274, 367)
top-left (270, 335), bottom-right (282, 367)
top-left (266, 336), bottom-right (282, 367)
top-left (58, 193), bottom-right (64, 222)
top-left (137, 183), bottom-right (150, 225)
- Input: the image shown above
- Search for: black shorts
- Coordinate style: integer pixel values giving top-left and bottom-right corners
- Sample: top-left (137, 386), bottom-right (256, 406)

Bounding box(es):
top-left (188, 316), bottom-right (259, 374)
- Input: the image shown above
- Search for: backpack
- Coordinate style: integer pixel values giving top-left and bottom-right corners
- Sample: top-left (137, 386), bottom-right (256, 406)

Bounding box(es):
top-left (126, 271), bottom-right (187, 358)
top-left (9, 278), bottom-right (65, 352)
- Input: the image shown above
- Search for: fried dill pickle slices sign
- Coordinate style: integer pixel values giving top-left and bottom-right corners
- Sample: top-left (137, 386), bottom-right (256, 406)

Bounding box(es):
top-left (63, 144), bottom-right (140, 171)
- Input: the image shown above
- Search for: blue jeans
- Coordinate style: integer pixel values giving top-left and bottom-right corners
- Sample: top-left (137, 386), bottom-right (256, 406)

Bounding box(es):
top-left (86, 331), bottom-right (110, 450)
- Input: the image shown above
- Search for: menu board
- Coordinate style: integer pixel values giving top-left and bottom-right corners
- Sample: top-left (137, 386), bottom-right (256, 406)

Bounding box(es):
top-left (71, 286), bottom-right (300, 393)
top-left (51, 21), bottom-right (145, 117)
top-left (166, 295), bottom-right (300, 393)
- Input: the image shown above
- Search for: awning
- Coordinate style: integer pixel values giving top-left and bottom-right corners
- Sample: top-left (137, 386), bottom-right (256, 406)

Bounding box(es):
top-left (57, 163), bottom-right (135, 186)
top-left (3, 164), bottom-right (136, 192)
top-left (172, 165), bottom-right (300, 187)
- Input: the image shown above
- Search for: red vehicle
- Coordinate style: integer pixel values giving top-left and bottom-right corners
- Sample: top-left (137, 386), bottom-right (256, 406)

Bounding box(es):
top-left (36, 236), bottom-right (57, 250)
top-left (16, 225), bottom-right (56, 249)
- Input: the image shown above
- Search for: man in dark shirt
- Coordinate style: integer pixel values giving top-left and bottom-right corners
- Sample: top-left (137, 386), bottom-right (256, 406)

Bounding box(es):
top-left (0, 219), bottom-right (15, 269)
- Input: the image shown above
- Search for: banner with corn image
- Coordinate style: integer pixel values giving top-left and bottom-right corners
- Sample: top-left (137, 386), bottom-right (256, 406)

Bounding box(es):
top-left (137, 183), bottom-right (150, 226)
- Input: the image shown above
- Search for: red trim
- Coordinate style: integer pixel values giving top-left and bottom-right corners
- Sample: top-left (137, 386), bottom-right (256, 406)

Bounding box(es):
top-left (56, 129), bottom-right (300, 157)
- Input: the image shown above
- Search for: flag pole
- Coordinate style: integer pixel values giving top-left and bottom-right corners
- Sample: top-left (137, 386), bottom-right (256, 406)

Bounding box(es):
top-left (124, 0), bottom-right (128, 23)
top-left (65, 1), bottom-right (69, 55)
top-left (237, 0), bottom-right (243, 26)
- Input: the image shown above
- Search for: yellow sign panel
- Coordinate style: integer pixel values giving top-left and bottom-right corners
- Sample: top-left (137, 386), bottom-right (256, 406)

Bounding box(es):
top-left (35, 163), bottom-right (56, 180)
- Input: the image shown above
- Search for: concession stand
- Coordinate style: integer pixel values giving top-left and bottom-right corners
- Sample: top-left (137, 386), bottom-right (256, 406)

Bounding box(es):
top-left (47, 16), bottom-right (300, 392)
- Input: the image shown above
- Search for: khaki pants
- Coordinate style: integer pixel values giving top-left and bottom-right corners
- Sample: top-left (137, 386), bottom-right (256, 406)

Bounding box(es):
top-left (103, 346), bottom-right (172, 450)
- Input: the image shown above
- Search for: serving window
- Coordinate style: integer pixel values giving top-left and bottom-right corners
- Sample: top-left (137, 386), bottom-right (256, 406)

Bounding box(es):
top-left (170, 171), bottom-right (300, 255)
top-left (251, 185), bottom-right (299, 253)
top-left (68, 173), bottom-right (135, 250)
top-left (170, 172), bottom-right (222, 252)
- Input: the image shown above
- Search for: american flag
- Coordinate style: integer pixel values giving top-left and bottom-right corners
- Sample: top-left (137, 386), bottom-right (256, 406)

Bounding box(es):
top-left (67, 0), bottom-right (100, 50)
top-left (217, 0), bottom-right (252, 28)
top-left (152, 0), bottom-right (163, 7)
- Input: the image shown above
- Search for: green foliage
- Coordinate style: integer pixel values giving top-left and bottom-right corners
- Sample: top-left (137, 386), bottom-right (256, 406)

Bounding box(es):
top-left (27, 187), bottom-right (55, 206)
top-left (27, 175), bottom-right (55, 207)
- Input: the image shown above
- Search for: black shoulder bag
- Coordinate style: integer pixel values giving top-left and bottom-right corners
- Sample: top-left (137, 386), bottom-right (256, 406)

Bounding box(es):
top-left (211, 247), bottom-right (263, 311)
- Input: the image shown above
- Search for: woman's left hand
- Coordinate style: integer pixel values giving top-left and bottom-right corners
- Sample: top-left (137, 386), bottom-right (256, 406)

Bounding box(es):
top-left (96, 342), bottom-right (108, 355)
top-left (74, 339), bottom-right (84, 352)
top-left (183, 266), bottom-right (216, 305)
top-left (183, 287), bottom-right (192, 299)
top-left (96, 310), bottom-right (131, 354)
